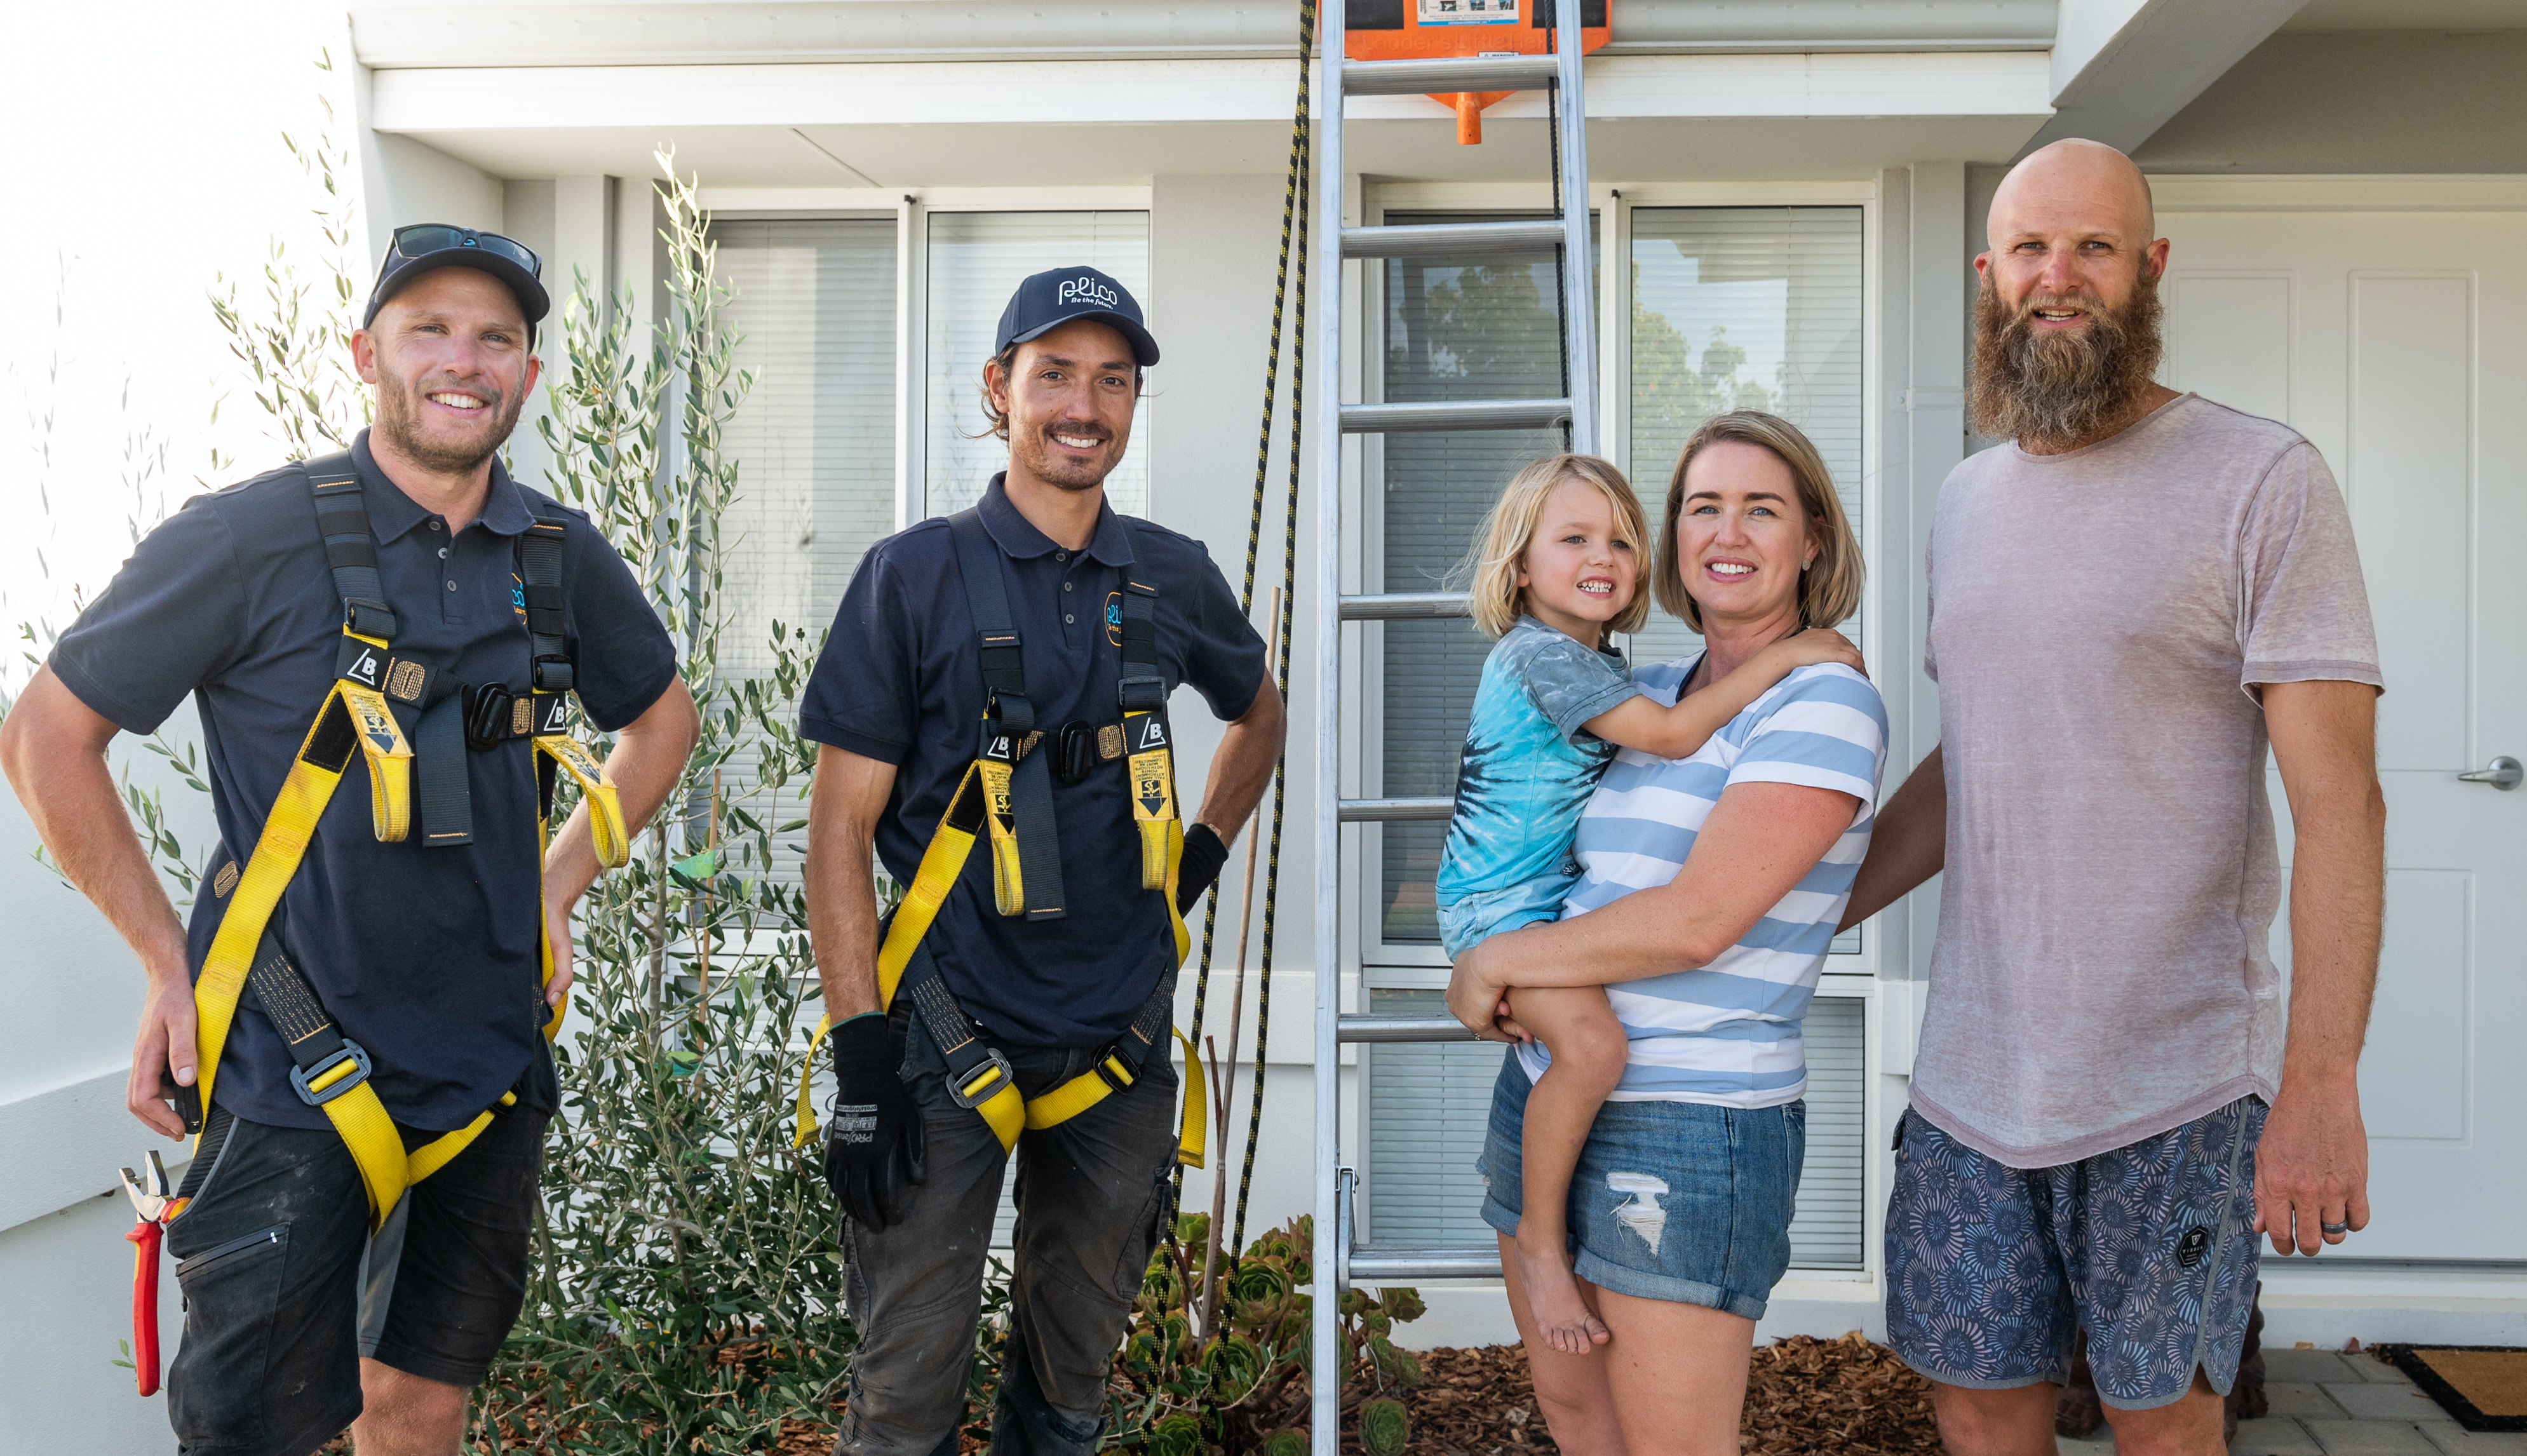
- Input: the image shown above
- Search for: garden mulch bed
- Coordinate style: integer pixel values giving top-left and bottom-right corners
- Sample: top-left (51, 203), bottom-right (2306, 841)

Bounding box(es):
top-left (1402, 1333), bottom-right (1939, 1456)
top-left (325, 1332), bottom-right (1937, 1454)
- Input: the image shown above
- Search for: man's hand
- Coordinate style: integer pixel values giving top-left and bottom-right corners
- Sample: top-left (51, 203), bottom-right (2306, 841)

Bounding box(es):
top-left (0, 668), bottom-right (196, 1137)
top-left (2254, 1078), bottom-right (2370, 1255)
top-left (1175, 822), bottom-right (1230, 913)
top-left (127, 969), bottom-right (199, 1140)
top-left (2258, 678), bottom-right (2387, 1256)
top-left (821, 1013), bottom-right (926, 1227)
top-left (541, 887), bottom-right (577, 1009)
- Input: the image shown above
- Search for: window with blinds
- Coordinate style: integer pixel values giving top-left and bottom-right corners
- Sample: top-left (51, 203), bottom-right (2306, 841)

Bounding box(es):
top-left (924, 211), bottom-right (1151, 520)
top-left (710, 218), bottom-right (900, 883)
top-left (1361, 992), bottom-right (1868, 1269)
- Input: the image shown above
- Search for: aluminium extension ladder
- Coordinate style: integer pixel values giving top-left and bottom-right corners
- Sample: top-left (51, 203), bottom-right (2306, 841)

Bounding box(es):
top-left (1307, 8), bottom-right (1598, 1448)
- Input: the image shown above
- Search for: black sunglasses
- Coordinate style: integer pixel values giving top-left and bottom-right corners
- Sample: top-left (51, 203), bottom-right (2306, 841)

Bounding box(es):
top-left (388, 224), bottom-right (542, 278)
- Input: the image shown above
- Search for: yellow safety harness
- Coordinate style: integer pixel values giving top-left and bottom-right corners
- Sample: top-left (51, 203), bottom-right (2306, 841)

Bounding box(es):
top-left (179, 455), bottom-right (629, 1230)
top-left (796, 510), bottom-right (1204, 1166)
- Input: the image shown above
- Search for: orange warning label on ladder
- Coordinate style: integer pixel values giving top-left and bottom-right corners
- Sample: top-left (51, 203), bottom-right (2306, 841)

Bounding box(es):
top-left (1339, 0), bottom-right (1610, 144)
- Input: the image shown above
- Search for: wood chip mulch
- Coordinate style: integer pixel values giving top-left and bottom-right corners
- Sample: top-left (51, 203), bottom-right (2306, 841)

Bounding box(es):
top-left (1396, 1332), bottom-right (1937, 1456)
top-left (320, 1333), bottom-right (1937, 1454)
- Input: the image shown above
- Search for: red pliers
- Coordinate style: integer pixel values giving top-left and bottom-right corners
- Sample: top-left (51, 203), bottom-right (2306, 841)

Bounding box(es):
top-left (118, 1152), bottom-right (177, 1397)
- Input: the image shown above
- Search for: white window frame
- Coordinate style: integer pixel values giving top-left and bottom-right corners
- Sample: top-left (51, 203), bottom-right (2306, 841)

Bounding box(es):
top-left (696, 184), bottom-right (1156, 534)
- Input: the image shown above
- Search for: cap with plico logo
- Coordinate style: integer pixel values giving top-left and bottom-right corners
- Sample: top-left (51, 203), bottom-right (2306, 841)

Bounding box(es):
top-left (994, 266), bottom-right (1160, 367)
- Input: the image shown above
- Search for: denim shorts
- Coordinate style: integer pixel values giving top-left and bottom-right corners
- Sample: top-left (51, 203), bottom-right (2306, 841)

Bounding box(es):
top-left (1476, 1049), bottom-right (1804, 1321)
top-left (1436, 873), bottom-right (1575, 960)
top-left (1883, 1098), bottom-right (2266, 1411)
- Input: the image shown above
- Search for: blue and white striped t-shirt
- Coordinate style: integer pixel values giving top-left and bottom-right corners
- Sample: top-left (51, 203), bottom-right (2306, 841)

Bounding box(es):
top-left (1517, 655), bottom-right (1889, 1107)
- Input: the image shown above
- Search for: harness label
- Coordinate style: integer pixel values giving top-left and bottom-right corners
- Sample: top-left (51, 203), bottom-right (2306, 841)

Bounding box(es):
top-left (353, 699), bottom-right (401, 756)
top-left (344, 645), bottom-right (382, 688)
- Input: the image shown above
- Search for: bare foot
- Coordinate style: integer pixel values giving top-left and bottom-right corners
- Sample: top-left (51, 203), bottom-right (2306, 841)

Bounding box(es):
top-left (1512, 1230), bottom-right (1611, 1356)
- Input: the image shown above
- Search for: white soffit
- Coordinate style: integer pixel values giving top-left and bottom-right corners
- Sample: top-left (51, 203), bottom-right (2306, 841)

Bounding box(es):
top-left (367, 52), bottom-right (2055, 134)
top-left (349, 0), bottom-right (2062, 67)
top-left (2025, 0), bottom-right (2311, 154)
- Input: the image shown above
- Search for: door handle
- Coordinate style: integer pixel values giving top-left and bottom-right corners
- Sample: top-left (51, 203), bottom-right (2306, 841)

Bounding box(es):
top-left (2456, 756), bottom-right (2523, 790)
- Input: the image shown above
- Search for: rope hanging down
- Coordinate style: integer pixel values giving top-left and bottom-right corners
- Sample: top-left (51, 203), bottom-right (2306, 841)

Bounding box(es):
top-left (1176, 0), bottom-right (1312, 1265)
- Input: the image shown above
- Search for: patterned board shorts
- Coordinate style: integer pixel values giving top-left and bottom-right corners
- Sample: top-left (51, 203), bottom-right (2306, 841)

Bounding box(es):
top-left (1883, 1096), bottom-right (2267, 1412)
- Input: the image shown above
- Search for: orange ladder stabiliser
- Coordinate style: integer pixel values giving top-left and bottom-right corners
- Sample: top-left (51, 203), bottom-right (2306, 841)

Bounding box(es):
top-left (1341, 0), bottom-right (1609, 144)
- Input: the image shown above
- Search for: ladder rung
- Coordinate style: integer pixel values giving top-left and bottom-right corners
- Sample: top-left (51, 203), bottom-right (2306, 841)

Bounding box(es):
top-left (1338, 797), bottom-right (1454, 823)
top-left (1339, 591), bottom-right (1471, 621)
top-left (1348, 1247), bottom-right (1504, 1281)
top-left (1342, 219), bottom-right (1566, 260)
top-left (1342, 55), bottom-right (1560, 97)
top-left (1338, 1014), bottom-right (1478, 1044)
top-left (1340, 398), bottom-right (1571, 435)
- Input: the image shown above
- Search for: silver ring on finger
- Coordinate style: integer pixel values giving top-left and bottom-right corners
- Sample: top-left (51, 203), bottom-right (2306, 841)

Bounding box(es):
top-left (2321, 1220), bottom-right (2351, 1236)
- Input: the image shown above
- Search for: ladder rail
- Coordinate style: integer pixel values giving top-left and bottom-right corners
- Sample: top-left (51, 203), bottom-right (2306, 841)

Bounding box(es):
top-left (1313, 9), bottom-right (1593, 1452)
top-left (1309, 0), bottom-right (1348, 1445)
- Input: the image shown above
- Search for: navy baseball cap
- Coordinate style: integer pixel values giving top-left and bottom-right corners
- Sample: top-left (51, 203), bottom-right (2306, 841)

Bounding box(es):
top-left (995, 266), bottom-right (1160, 367)
top-left (363, 224), bottom-right (550, 339)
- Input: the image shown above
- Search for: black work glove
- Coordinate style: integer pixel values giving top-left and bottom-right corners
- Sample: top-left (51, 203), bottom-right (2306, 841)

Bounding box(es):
top-left (821, 1013), bottom-right (926, 1228)
top-left (1176, 821), bottom-right (1231, 914)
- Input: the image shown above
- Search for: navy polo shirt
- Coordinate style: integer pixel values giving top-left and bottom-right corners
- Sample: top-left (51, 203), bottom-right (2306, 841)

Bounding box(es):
top-left (800, 476), bottom-right (1267, 1048)
top-left (50, 431), bottom-right (678, 1133)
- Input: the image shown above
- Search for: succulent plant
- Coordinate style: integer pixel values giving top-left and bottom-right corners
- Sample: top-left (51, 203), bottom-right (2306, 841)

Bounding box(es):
top-left (1358, 1395), bottom-right (1411, 1456)
top-left (1260, 1427), bottom-right (1309, 1456)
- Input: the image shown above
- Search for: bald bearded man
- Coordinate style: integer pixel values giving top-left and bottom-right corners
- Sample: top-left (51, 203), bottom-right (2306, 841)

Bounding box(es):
top-left (1843, 140), bottom-right (2387, 1456)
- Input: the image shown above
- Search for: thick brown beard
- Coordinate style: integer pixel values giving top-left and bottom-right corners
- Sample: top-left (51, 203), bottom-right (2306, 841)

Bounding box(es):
top-left (373, 366), bottom-right (526, 476)
top-left (1969, 267), bottom-right (2164, 451)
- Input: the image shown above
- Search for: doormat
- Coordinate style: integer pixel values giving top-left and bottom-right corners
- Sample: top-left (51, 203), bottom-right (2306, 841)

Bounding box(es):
top-left (2376, 1345), bottom-right (2527, 1431)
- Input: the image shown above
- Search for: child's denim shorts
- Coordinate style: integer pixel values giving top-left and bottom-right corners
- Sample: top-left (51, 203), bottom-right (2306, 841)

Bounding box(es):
top-left (1477, 1049), bottom-right (1805, 1321)
top-left (1436, 873), bottom-right (1576, 960)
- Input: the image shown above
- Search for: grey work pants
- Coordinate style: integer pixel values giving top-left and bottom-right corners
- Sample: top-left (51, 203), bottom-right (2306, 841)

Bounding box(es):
top-left (833, 1002), bottom-right (1180, 1456)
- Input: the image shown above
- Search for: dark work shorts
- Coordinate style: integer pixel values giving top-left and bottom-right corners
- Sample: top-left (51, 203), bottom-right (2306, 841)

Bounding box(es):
top-left (161, 1100), bottom-right (548, 1456)
top-left (1883, 1096), bottom-right (2266, 1412)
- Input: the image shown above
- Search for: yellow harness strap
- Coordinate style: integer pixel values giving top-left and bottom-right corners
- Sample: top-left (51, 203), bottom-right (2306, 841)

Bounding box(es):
top-left (793, 760), bottom-right (1206, 1168)
top-left (188, 661), bottom-right (630, 1231)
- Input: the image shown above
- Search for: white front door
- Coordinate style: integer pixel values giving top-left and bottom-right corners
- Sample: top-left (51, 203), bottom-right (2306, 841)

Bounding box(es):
top-left (2159, 201), bottom-right (2527, 1261)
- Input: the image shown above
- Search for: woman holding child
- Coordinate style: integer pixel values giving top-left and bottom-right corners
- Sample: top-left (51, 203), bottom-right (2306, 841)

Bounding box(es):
top-left (1440, 413), bottom-right (1889, 1456)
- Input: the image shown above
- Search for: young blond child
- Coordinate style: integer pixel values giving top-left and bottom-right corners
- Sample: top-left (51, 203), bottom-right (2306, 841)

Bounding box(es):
top-left (1434, 454), bottom-right (1861, 1355)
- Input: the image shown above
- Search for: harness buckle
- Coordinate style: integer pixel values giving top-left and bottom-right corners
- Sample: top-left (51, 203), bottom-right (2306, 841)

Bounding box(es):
top-left (530, 654), bottom-right (576, 695)
top-left (1117, 672), bottom-right (1166, 713)
top-left (1090, 1042), bottom-right (1139, 1094)
top-left (342, 598), bottom-right (398, 642)
top-left (289, 1039), bottom-right (374, 1107)
top-left (463, 683), bottom-right (515, 751)
top-left (947, 1046), bottom-right (1018, 1111)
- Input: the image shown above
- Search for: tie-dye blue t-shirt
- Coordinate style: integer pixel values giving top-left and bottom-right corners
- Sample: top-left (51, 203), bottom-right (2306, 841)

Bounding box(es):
top-left (1434, 616), bottom-right (1646, 908)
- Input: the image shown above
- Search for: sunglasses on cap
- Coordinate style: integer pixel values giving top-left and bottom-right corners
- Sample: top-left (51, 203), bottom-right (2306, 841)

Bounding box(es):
top-left (386, 224), bottom-right (542, 277)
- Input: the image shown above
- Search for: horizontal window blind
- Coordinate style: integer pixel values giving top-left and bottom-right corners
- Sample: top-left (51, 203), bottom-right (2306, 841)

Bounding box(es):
top-left (925, 212), bottom-right (1150, 520)
top-left (1363, 990), bottom-right (1868, 1271)
top-left (710, 219), bottom-right (899, 885)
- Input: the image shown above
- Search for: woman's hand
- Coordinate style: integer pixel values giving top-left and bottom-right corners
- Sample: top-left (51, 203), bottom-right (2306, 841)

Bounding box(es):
top-left (1447, 939), bottom-right (1526, 1043)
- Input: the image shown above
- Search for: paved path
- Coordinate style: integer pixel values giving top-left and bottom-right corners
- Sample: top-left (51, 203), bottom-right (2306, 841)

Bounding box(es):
top-left (2057, 1349), bottom-right (2524, 1455)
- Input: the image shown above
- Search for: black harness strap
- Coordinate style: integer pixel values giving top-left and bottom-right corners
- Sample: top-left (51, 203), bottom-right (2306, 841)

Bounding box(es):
top-left (948, 509), bottom-right (1068, 921)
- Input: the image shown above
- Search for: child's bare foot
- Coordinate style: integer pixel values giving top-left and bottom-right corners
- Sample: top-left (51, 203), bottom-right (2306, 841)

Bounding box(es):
top-left (1513, 1230), bottom-right (1612, 1356)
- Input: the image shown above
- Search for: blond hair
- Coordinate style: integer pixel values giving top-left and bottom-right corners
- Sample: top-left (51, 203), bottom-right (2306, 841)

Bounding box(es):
top-left (1652, 412), bottom-right (1863, 633)
top-left (1463, 453), bottom-right (1652, 640)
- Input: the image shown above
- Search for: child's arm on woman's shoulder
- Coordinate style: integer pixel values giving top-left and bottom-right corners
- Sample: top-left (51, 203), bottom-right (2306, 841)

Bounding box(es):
top-left (1584, 628), bottom-right (1863, 760)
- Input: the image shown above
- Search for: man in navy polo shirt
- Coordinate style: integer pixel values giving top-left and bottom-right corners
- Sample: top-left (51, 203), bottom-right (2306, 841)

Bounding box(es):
top-left (800, 266), bottom-right (1284, 1456)
top-left (1, 227), bottom-right (697, 1456)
